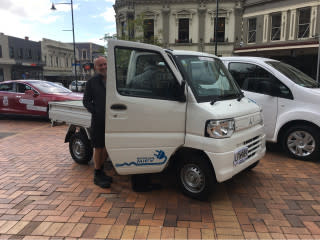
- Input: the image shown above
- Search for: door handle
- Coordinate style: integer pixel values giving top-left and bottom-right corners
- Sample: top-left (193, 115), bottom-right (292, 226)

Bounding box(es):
top-left (110, 104), bottom-right (127, 110)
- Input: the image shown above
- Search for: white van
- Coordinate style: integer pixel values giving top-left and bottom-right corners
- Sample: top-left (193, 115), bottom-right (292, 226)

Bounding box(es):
top-left (49, 40), bottom-right (266, 199)
top-left (222, 56), bottom-right (320, 161)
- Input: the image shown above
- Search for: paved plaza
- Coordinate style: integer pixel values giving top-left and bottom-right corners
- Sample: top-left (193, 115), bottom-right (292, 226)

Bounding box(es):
top-left (1, 117), bottom-right (320, 239)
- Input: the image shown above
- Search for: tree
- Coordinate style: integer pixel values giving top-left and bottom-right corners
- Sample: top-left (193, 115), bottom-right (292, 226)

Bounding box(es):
top-left (102, 14), bottom-right (163, 47)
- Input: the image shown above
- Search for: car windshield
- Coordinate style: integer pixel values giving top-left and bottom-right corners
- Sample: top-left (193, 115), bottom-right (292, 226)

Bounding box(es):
top-left (266, 61), bottom-right (319, 88)
top-left (31, 81), bottom-right (72, 93)
top-left (175, 55), bottom-right (241, 102)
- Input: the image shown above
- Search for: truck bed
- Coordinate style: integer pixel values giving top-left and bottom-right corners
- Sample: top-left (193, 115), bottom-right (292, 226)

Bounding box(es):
top-left (49, 100), bottom-right (91, 128)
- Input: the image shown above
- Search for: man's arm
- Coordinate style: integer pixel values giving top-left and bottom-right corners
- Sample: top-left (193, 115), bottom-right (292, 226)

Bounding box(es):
top-left (83, 80), bottom-right (95, 114)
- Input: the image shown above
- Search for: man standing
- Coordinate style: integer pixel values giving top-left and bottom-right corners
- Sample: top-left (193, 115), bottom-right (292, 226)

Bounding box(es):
top-left (83, 56), bottom-right (112, 188)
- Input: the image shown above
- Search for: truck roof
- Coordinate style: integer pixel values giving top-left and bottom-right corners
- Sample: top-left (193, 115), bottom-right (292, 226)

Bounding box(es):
top-left (168, 49), bottom-right (218, 59)
top-left (220, 56), bottom-right (279, 63)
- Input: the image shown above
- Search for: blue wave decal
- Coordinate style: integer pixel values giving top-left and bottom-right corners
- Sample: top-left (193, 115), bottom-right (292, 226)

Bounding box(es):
top-left (115, 150), bottom-right (168, 167)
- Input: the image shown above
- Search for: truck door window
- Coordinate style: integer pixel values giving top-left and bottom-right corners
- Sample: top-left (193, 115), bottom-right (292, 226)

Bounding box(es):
top-left (115, 47), bottom-right (180, 100)
top-left (228, 62), bottom-right (293, 99)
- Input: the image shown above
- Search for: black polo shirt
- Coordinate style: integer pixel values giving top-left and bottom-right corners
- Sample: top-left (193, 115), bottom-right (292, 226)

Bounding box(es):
top-left (83, 74), bottom-right (106, 122)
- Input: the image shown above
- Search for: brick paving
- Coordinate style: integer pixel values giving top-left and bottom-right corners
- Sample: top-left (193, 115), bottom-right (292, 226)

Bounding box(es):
top-left (1, 117), bottom-right (320, 239)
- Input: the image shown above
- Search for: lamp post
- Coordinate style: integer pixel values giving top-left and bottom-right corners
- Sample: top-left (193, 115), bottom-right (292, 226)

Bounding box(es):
top-left (214, 0), bottom-right (219, 56)
top-left (316, 33), bottom-right (320, 83)
top-left (51, 0), bottom-right (78, 92)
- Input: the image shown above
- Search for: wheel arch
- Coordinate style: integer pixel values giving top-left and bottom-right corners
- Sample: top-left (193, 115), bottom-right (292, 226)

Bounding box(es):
top-left (277, 120), bottom-right (320, 143)
top-left (169, 147), bottom-right (216, 179)
top-left (65, 125), bottom-right (90, 143)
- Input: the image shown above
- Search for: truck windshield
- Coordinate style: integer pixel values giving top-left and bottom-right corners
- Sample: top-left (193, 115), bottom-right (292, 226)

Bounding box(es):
top-left (175, 55), bottom-right (241, 102)
top-left (266, 61), bottom-right (319, 88)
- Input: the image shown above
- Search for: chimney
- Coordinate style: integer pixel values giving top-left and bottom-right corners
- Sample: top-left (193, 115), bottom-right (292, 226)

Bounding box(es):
top-left (25, 36), bottom-right (29, 40)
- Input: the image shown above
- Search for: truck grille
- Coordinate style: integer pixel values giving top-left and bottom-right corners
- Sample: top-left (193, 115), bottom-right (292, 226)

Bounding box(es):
top-left (243, 135), bottom-right (262, 159)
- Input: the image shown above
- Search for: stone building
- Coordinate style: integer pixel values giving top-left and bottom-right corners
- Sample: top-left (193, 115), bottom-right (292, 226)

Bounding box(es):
top-left (75, 42), bottom-right (105, 80)
top-left (234, 0), bottom-right (320, 79)
top-left (41, 38), bottom-right (78, 85)
top-left (0, 33), bottom-right (44, 81)
top-left (113, 0), bottom-right (244, 56)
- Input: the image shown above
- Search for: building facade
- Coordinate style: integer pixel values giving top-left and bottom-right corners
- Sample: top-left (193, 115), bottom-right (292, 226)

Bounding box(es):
top-left (234, 0), bottom-right (320, 79)
top-left (41, 38), bottom-right (78, 85)
top-left (114, 0), bottom-right (244, 56)
top-left (75, 42), bottom-right (105, 80)
top-left (0, 33), bottom-right (44, 81)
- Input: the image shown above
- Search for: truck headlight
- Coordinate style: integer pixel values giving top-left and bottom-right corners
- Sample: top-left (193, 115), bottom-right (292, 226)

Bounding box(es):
top-left (205, 119), bottom-right (235, 138)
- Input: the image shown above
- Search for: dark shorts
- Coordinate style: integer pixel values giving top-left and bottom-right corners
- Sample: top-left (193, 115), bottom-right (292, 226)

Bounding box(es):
top-left (90, 117), bottom-right (105, 148)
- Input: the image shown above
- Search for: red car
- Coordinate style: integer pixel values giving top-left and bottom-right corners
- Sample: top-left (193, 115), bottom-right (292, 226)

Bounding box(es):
top-left (0, 80), bottom-right (83, 117)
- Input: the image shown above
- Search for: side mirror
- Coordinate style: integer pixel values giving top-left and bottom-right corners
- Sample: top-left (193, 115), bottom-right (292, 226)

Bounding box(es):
top-left (177, 80), bottom-right (186, 102)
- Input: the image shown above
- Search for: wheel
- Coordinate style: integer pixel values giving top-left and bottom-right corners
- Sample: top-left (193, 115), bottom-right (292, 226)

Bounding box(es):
top-left (282, 125), bottom-right (320, 161)
top-left (69, 132), bottom-right (93, 164)
top-left (246, 160), bottom-right (259, 171)
top-left (177, 154), bottom-right (215, 200)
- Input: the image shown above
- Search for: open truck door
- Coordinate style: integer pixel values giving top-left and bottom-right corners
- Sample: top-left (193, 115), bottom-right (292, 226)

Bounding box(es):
top-left (106, 40), bottom-right (186, 175)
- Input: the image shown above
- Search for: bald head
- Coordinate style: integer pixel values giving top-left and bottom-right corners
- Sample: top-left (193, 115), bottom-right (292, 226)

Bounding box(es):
top-left (94, 57), bottom-right (107, 77)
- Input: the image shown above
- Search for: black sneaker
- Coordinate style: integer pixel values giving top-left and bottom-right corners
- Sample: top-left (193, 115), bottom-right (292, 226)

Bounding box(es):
top-left (94, 170), bottom-right (111, 188)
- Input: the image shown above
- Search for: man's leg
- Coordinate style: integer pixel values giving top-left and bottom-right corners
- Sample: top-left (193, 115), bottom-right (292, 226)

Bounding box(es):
top-left (93, 147), bottom-right (111, 188)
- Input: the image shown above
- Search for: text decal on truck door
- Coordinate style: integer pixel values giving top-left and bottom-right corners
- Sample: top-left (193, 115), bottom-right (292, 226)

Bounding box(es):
top-left (115, 150), bottom-right (168, 167)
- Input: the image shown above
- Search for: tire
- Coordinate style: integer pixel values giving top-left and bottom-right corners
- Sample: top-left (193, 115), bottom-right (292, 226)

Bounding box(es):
top-left (177, 154), bottom-right (215, 200)
top-left (69, 132), bottom-right (93, 164)
top-left (282, 125), bottom-right (320, 161)
top-left (246, 160), bottom-right (259, 171)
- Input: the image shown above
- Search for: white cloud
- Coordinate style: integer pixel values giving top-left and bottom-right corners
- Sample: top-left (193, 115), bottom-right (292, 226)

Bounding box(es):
top-left (105, 0), bottom-right (115, 3)
top-left (100, 7), bottom-right (115, 23)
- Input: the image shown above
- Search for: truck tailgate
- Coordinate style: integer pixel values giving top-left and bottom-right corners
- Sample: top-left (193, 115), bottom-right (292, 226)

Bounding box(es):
top-left (49, 100), bottom-right (91, 128)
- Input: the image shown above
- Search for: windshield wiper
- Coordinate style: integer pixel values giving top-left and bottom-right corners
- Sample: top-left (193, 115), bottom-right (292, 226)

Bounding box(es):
top-left (210, 97), bottom-right (222, 105)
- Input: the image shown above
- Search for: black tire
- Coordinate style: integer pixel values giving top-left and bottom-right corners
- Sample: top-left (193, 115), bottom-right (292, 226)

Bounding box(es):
top-left (69, 132), bottom-right (93, 164)
top-left (282, 124), bottom-right (320, 161)
top-left (177, 154), bottom-right (215, 200)
top-left (246, 160), bottom-right (259, 171)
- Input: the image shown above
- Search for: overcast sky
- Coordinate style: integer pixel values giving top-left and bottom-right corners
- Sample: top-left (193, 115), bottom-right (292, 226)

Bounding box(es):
top-left (0, 0), bottom-right (116, 46)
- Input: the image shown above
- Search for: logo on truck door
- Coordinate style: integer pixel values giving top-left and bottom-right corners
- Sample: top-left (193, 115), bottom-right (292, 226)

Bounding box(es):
top-left (115, 150), bottom-right (168, 167)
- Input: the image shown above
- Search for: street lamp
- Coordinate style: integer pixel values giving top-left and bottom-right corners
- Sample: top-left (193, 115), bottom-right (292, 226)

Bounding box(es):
top-left (214, 0), bottom-right (219, 56)
top-left (51, 1), bottom-right (78, 92)
top-left (316, 33), bottom-right (320, 83)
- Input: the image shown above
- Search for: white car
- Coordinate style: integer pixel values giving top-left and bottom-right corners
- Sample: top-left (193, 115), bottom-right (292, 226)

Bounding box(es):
top-left (222, 56), bottom-right (320, 161)
top-left (69, 80), bottom-right (86, 92)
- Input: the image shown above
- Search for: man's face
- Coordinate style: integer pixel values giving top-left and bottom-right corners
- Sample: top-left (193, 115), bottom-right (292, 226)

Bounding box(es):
top-left (94, 57), bottom-right (107, 77)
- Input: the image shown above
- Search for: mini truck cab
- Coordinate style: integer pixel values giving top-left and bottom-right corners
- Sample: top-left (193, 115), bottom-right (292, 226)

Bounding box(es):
top-left (104, 40), bottom-right (266, 199)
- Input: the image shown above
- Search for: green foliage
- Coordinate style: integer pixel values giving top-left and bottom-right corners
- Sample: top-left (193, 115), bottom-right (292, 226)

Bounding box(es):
top-left (102, 14), bottom-right (163, 47)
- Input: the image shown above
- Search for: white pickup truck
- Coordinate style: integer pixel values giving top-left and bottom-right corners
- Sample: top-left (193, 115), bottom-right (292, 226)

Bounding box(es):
top-left (49, 40), bottom-right (266, 199)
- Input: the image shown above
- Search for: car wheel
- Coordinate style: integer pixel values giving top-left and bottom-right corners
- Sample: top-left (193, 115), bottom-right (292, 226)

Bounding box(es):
top-left (69, 132), bottom-right (93, 164)
top-left (282, 125), bottom-right (320, 161)
top-left (177, 154), bottom-right (215, 200)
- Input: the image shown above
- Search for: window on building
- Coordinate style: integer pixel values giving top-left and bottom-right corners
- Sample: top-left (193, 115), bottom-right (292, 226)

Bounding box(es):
top-left (66, 58), bottom-right (68, 67)
top-left (215, 17), bottom-right (225, 42)
top-left (298, 8), bottom-right (311, 38)
top-left (248, 18), bottom-right (257, 43)
top-left (121, 21), bottom-right (125, 37)
top-left (82, 50), bottom-right (87, 60)
top-left (271, 13), bottom-right (281, 41)
top-left (27, 49), bottom-right (32, 59)
top-left (178, 18), bottom-right (189, 43)
top-left (144, 19), bottom-right (154, 43)
top-left (0, 69), bottom-right (3, 82)
top-left (19, 48), bottom-right (23, 59)
top-left (56, 57), bottom-right (59, 67)
top-left (9, 47), bottom-right (14, 58)
top-left (128, 15), bottom-right (135, 40)
top-left (50, 56), bottom-right (53, 67)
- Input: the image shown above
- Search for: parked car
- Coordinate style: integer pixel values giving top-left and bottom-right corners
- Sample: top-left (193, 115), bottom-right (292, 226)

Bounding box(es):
top-left (69, 80), bottom-right (86, 92)
top-left (0, 80), bottom-right (83, 117)
top-left (221, 56), bottom-right (320, 161)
